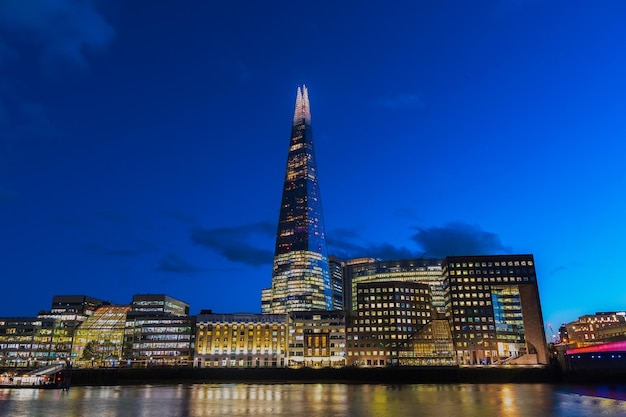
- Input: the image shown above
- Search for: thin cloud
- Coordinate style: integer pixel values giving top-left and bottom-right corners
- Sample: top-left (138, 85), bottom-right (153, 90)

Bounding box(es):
top-left (327, 228), bottom-right (418, 260)
top-left (360, 243), bottom-right (416, 260)
top-left (550, 265), bottom-right (566, 275)
top-left (157, 254), bottom-right (200, 275)
top-left (191, 222), bottom-right (274, 266)
top-left (0, 0), bottom-right (115, 70)
top-left (326, 228), bottom-right (371, 256)
top-left (549, 262), bottom-right (582, 275)
top-left (411, 222), bottom-right (512, 258)
top-left (327, 227), bottom-right (361, 245)
top-left (84, 238), bottom-right (161, 258)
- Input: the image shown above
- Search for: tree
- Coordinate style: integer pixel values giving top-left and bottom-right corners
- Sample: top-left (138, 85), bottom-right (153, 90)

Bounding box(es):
top-left (81, 341), bottom-right (98, 361)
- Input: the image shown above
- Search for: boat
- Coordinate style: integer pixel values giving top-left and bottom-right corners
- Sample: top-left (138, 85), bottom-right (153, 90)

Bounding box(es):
top-left (0, 361), bottom-right (71, 389)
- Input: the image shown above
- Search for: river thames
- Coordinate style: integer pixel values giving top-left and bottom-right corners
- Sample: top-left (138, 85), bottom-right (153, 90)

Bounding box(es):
top-left (1, 383), bottom-right (626, 417)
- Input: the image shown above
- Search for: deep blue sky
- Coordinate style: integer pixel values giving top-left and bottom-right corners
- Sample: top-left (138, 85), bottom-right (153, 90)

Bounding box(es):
top-left (1, 1), bottom-right (625, 334)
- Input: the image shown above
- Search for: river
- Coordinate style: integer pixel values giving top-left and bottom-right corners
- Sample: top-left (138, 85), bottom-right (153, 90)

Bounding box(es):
top-left (1, 383), bottom-right (626, 416)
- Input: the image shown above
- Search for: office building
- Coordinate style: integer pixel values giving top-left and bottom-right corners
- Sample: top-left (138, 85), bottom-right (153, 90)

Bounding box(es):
top-left (127, 294), bottom-right (189, 316)
top-left (343, 258), bottom-right (445, 316)
top-left (443, 254), bottom-right (548, 365)
top-left (71, 305), bottom-right (131, 367)
top-left (0, 317), bottom-right (55, 367)
top-left (262, 86), bottom-right (332, 313)
top-left (329, 256), bottom-right (344, 310)
top-left (346, 281), bottom-right (432, 366)
top-left (49, 295), bottom-right (107, 316)
top-left (399, 319), bottom-right (455, 366)
top-left (194, 313), bottom-right (287, 368)
top-left (37, 295), bottom-right (108, 361)
top-left (123, 294), bottom-right (195, 366)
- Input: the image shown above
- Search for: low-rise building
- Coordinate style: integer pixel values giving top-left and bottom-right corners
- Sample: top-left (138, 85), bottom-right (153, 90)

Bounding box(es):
top-left (194, 313), bottom-right (287, 368)
top-left (288, 310), bottom-right (346, 367)
top-left (564, 312), bottom-right (626, 347)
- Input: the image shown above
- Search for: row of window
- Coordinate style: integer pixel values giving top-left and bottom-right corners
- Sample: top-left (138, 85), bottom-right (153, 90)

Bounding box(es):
top-left (349, 325), bottom-right (416, 333)
top-left (358, 287), bottom-right (428, 294)
top-left (359, 301), bottom-right (429, 308)
top-left (350, 332), bottom-right (413, 339)
top-left (348, 351), bottom-right (399, 357)
top-left (359, 310), bottom-right (431, 317)
top-left (451, 298), bottom-right (495, 306)
top-left (449, 260), bottom-right (532, 268)
top-left (132, 342), bottom-right (189, 349)
top-left (352, 318), bottom-right (421, 325)
top-left (448, 276), bottom-right (534, 283)
top-left (455, 324), bottom-right (495, 331)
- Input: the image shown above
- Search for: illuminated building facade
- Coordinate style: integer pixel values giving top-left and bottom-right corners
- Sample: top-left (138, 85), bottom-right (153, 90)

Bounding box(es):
top-left (597, 322), bottom-right (626, 342)
top-left (37, 295), bottom-right (108, 361)
top-left (0, 317), bottom-right (55, 367)
top-left (287, 310), bottom-right (346, 367)
top-left (123, 294), bottom-right (195, 366)
top-left (399, 319), bottom-right (455, 366)
top-left (49, 295), bottom-right (106, 316)
top-left (262, 86), bottom-right (332, 314)
top-left (194, 313), bottom-right (287, 368)
top-left (346, 281), bottom-right (432, 366)
top-left (343, 258), bottom-right (445, 316)
top-left (563, 312), bottom-right (626, 346)
top-left (71, 305), bottom-right (130, 367)
top-left (127, 294), bottom-right (189, 316)
top-left (443, 254), bottom-right (548, 365)
top-left (329, 256), bottom-right (345, 310)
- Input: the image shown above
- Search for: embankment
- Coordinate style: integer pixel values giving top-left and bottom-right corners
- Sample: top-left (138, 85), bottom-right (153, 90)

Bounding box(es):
top-left (68, 366), bottom-right (571, 386)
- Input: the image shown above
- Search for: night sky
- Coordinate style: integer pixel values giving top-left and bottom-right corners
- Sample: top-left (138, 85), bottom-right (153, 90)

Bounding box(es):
top-left (1, 1), bottom-right (625, 336)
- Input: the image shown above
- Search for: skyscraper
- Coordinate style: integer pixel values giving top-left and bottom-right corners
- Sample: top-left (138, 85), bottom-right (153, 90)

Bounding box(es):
top-left (262, 86), bottom-right (332, 314)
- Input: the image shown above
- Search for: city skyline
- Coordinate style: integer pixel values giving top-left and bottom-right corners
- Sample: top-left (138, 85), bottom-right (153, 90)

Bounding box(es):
top-left (1, 1), bottom-right (626, 334)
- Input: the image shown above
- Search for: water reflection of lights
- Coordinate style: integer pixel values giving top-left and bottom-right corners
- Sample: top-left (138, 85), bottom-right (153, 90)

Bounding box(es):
top-left (500, 385), bottom-right (518, 417)
top-left (2, 384), bottom-right (626, 416)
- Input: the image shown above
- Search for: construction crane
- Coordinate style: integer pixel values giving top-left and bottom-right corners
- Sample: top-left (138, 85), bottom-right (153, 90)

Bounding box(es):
top-left (547, 323), bottom-right (559, 344)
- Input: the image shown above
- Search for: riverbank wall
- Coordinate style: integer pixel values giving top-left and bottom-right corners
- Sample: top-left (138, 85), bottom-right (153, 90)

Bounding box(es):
top-left (66, 366), bottom-right (574, 386)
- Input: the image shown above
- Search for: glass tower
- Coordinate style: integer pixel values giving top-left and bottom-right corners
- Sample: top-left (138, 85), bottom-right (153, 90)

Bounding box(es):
top-left (262, 86), bottom-right (332, 314)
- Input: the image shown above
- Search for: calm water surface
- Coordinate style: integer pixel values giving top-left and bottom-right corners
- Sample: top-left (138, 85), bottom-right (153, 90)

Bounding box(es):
top-left (1, 383), bottom-right (626, 417)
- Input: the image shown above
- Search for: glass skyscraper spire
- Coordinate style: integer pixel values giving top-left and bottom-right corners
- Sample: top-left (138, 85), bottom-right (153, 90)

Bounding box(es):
top-left (262, 86), bottom-right (332, 314)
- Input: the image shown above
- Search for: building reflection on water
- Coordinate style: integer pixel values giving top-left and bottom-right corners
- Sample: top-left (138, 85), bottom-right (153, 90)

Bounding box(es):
top-left (1, 384), bottom-right (626, 417)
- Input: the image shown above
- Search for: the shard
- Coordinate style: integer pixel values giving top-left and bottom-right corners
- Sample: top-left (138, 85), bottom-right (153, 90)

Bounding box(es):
top-left (261, 86), bottom-right (332, 313)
